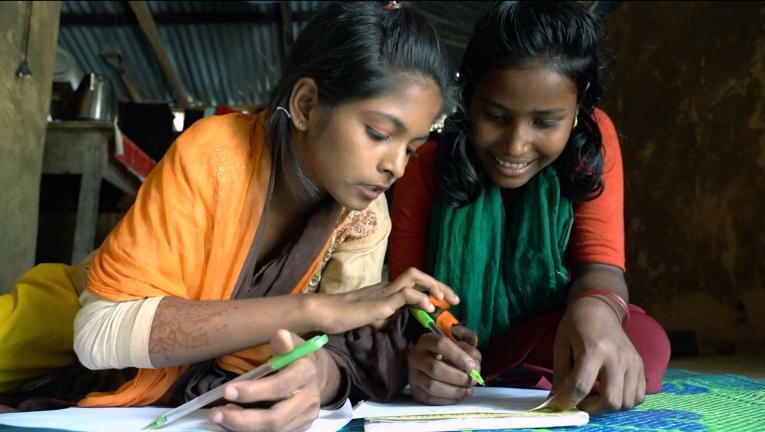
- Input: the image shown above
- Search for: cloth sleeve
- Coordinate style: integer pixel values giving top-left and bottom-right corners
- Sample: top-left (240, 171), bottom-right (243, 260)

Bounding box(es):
top-left (323, 310), bottom-right (411, 402)
top-left (388, 141), bottom-right (440, 281)
top-left (73, 291), bottom-right (161, 370)
top-left (569, 110), bottom-right (626, 271)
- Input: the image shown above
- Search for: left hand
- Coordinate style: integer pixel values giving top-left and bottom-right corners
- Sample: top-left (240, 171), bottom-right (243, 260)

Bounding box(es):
top-left (548, 297), bottom-right (645, 414)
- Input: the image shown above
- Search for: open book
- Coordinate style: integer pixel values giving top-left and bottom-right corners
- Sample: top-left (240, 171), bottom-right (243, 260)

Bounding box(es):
top-left (353, 387), bottom-right (588, 432)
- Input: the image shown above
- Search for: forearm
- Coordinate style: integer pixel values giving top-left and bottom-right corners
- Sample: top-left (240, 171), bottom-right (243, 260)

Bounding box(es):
top-left (149, 295), bottom-right (322, 368)
top-left (568, 263), bottom-right (629, 320)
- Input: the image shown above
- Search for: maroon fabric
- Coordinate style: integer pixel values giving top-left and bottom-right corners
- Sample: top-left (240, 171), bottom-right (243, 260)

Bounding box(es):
top-left (482, 304), bottom-right (670, 394)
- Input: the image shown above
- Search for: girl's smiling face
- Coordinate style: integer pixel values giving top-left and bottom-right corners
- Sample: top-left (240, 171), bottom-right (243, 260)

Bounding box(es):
top-left (469, 66), bottom-right (578, 189)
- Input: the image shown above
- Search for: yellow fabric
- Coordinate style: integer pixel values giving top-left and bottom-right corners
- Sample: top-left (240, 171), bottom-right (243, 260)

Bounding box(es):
top-left (0, 264), bottom-right (81, 393)
top-left (80, 112), bottom-right (331, 407)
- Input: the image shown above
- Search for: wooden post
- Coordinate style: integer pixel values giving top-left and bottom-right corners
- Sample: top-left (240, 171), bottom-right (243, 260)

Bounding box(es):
top-left (280, 2), bottom-right (294, 56)
top-left (128, 1), bottom-right (194, 108)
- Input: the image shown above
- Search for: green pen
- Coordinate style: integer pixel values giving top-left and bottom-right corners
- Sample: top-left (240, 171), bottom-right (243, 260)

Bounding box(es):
top-left (409, 307), bottom-right (485, 386)
top-left (143, 334), bottom-right (329, 429)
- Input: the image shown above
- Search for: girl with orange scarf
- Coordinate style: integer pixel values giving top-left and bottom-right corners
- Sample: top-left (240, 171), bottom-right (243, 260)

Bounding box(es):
top-left (0, 2), bottom-right (458, 430)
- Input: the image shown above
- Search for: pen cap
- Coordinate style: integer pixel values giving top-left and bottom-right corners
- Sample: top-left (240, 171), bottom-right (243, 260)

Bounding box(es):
top-left (268, 334), bottom-right (328, 370)
top-left (428, 295), bottom-right (459, 340)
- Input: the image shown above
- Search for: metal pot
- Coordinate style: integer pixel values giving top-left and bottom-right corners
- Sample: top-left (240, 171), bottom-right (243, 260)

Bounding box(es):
top-left (72, 73), bottom-right (116, 122)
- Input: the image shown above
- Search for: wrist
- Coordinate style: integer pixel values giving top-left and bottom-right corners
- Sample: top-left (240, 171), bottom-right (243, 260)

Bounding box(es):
top-left (301, 294), bottom-right (328, 332)
top-left (570, 289), bottom-right (630, 326)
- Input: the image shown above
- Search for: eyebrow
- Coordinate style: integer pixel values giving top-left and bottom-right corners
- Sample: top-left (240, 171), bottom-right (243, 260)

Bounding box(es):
top-left (485, 99), bottom-right (568, 116)
top-left (368, 111), bottom-right (431, 141)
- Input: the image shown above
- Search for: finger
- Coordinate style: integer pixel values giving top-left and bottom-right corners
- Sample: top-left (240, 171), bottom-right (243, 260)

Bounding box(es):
top-left (211, 389), bottom-right (320, 432)
top-left (418, 334), bottom-right (477, 377)
top-left (226, 358), bottom-right (313, 403)
top-left (411, 381), bottom-right (468, 406)
top-left (550, 353), bottom-right (600, 411)
top-left (636, 363), bottom-right (647, 405)
top-left (271, 329), bottom-right (301, 354)
top-left (410, 368), bottom-right (473, 400)
top-left (577, 395), bottom-right (604, 415)
top-left (456, 341), bottom-right (482, 367)
top-left (397, 268), bottom-right (460, 305)
top-left (452, 325), bottom-right (479, 348)
top-left (411, 349), bottom-right (475, 388)
top-left (551, 334), bottom-right (572, 397)
top-left (598, 362), bottom-right (623, 412)
top-left (622, 366), bottom-right (638, 409)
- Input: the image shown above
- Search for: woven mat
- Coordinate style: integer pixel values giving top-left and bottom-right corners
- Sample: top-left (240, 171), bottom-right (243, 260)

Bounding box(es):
top-left (341, 369), bottom-right (765, 431)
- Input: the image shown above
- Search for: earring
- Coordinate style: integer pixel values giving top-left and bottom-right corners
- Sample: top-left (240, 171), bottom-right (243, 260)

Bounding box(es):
top-left (573, 116), bottom-right (578, 129)
top-left (275, 106), bottom-right (292, 119)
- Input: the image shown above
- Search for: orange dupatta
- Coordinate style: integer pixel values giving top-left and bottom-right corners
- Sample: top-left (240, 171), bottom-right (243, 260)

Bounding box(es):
top-left (80, 112), bottom-right (330, 407)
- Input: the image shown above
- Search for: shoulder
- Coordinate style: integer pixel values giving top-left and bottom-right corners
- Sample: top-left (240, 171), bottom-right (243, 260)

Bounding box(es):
top-left (592, 108), bottom-right (620, 151)
top-left (172, 113), bottom-right (264, 162)
top-left (333, 194), bottom-right (391, 251)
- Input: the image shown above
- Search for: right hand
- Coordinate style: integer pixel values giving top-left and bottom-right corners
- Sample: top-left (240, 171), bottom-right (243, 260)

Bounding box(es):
top-left (209, 330), bottom-right (323, 432)
top-left (408, 325), bottom-right (482, 405)
top-left (314, 267), bottom-right (460, 334)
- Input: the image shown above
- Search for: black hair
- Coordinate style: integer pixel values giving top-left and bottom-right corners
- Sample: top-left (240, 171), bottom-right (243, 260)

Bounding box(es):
top-left (437, 1), bottom-right (606, 206)
top-left (266, 1), bottom-right (455, 198)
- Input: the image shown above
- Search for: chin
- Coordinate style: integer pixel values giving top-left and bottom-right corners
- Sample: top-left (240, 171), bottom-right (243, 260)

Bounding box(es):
top-left (332, 193), bottom-right (370, 211)
top-left (489, 173), bottom-right (532, 189)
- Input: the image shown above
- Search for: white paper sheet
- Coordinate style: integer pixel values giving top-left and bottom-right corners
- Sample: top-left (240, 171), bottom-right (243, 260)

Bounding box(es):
top-left (0, 399), bottom-right (352, 432)
top-left (352, 387), bottom-right (588, 432)
top-left (353, 386), bottom-right (550, 418)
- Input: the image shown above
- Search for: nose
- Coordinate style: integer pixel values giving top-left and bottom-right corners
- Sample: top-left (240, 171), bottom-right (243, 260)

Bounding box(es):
top-left (380, 144), bottom-right (408, 181)
top-left (503, 122), bottom-right (531, 157)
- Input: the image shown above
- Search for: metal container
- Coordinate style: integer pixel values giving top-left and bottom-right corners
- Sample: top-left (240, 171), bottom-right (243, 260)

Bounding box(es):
top-left (72, 73), bottom-right (116, 122)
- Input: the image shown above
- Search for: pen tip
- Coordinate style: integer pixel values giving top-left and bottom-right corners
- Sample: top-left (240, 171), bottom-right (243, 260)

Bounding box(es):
top-left (143, 417), bottom-right (166, 430)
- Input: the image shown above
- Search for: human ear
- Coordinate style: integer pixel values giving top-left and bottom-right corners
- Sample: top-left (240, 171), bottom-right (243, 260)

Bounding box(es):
top-left (288, 77), bottom-right (319, 132)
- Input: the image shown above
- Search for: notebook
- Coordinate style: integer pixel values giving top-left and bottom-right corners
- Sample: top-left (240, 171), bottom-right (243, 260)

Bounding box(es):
top-left (353, 386), bottom-right (588, 432)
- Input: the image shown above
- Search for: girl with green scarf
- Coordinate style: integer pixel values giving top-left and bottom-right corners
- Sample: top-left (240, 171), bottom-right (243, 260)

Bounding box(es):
top-left (389, 1), bottom-right (670, 414)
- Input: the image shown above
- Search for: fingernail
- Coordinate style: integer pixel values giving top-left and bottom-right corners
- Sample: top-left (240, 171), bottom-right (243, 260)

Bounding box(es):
top-left (465, 358), bottom-right (475, 369)
top-left (224, 387), bottom-right (239, 401)
top-left (210, 409), bottom-right (223, 423)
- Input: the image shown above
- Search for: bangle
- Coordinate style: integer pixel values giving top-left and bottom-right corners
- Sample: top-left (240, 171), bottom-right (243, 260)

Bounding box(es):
top-left (571, 289), bottom-right (630, 327)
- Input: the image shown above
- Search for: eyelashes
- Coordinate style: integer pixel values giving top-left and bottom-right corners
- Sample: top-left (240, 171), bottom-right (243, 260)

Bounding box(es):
top-left (366, 126), bottom-right (417, 157)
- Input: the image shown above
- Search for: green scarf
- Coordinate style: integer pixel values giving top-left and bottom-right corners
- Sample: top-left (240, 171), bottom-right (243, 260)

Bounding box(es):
top-left (427, 167), bottom-right (574, 348)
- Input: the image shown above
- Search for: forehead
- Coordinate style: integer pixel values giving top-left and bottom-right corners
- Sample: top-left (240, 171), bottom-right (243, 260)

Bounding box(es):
top-left (476, 66), bottom-right (577, 109)
top-left (337, 80), bottom-right (442, 129)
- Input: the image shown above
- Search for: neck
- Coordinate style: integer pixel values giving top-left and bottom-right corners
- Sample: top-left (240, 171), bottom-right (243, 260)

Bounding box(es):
top-left (272, 162), bottom-right (326, 218)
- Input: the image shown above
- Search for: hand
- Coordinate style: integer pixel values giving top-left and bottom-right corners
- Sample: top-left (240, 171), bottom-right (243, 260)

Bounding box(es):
top-left (549, 297), bottom-right (645, 414)
top-left (314, 267), bottom-right (460, 334)
top-left (408, 325), bottom-right (482, 405)
top-left (209, 330), bottom-right (325, 432)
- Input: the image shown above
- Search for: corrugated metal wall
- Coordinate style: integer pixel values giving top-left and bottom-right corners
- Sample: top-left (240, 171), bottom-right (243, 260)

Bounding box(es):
top-left (59, 1), bottom-right (326, 106)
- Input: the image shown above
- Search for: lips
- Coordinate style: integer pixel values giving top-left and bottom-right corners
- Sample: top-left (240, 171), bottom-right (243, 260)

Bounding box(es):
top-left (360, 184), bottom-right (388, 193)
top-left (492, 154), bottom-right (533, 169)
top-left (357, 183), bottom-right (389, 201)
